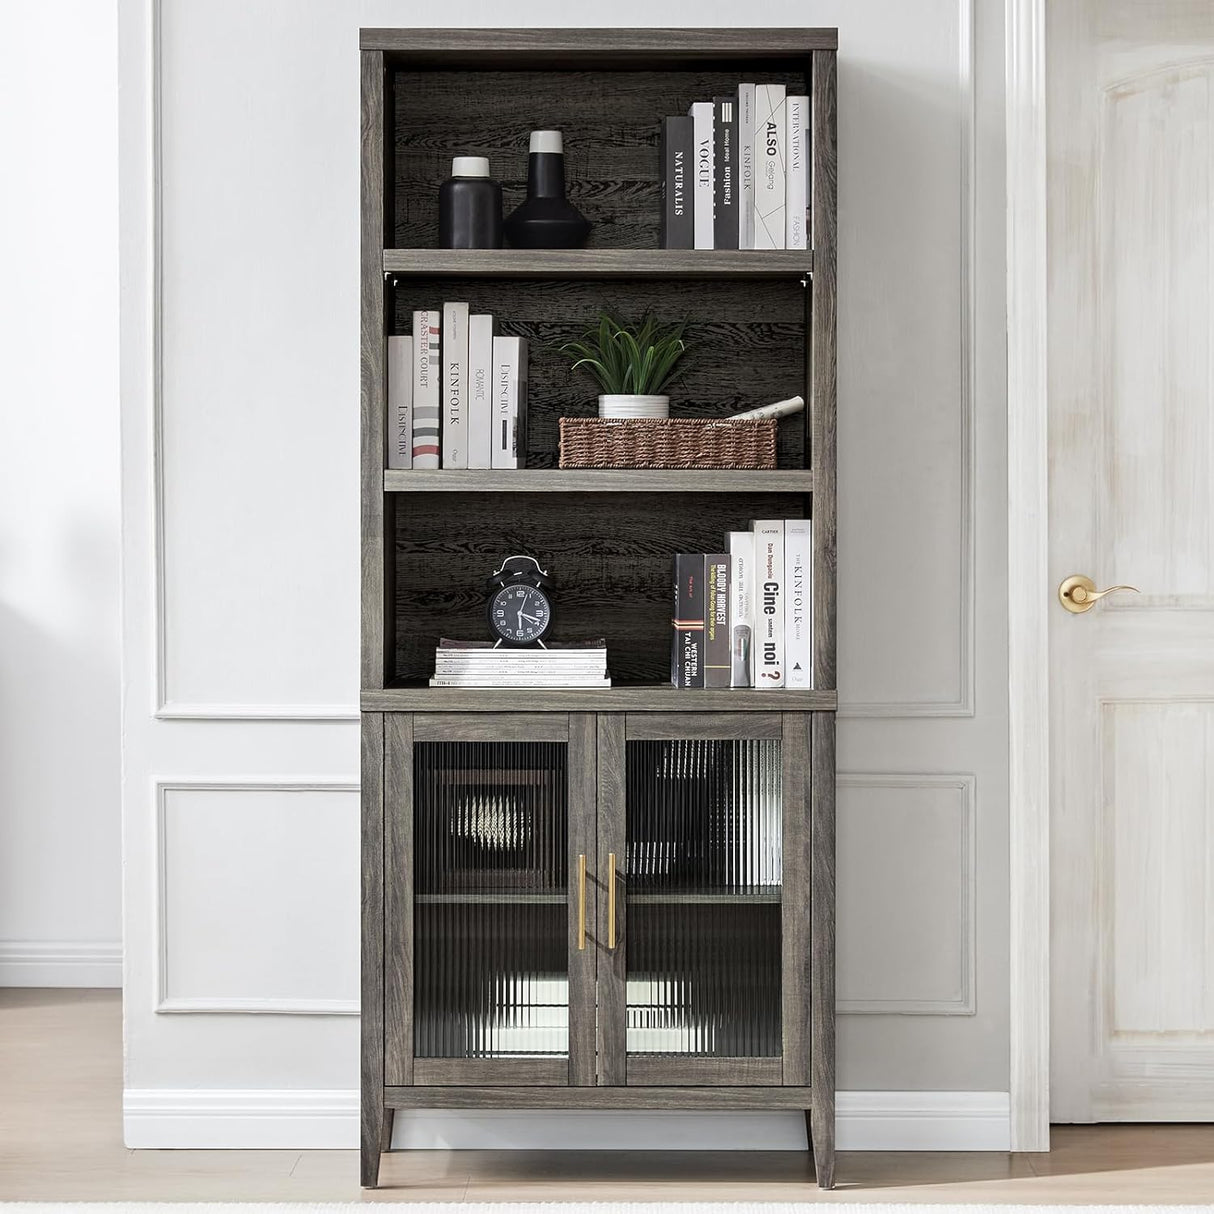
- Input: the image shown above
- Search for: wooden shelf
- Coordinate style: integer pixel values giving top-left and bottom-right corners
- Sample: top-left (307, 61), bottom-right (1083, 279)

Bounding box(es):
top-left (383, 249), bottom-right (813, 280)
top-left (362, 686), bottom-right (837, 712)
top-left (383, 469), bottom-right (812, 494)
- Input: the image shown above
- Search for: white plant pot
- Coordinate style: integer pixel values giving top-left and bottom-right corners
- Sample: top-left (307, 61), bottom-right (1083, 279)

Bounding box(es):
top-left (597, 394), bottom-right (670, 419)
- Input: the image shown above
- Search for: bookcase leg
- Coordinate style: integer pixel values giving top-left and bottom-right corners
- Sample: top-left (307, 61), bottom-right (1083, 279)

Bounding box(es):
top-left (810, 1099), bottom-right (836, 1189)
top-left (361, 1101), bottom-right (385, 1188)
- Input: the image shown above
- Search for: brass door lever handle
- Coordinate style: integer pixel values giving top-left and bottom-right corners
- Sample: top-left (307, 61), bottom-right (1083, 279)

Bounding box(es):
top-left (1058, 574), bottom-right (1139, 614)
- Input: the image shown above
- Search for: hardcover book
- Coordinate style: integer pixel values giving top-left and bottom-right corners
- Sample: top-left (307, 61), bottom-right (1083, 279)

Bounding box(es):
top-left (737, 83), bottom-right (756, 249)
top-left (490, 336), bottom-right (528, 469)
top-left (387, 335), bottom-right (412, 469)
top-left (441, 301), bottom-right (469, 469)
top-left (411, 310), bottom-right (440, 468)
top-left (752, 84), bottom-right (786, 250)
top-left (704, 552), bottom-right (731, 688)
top-left (728, 529), bottom-right (755, 687)
top-left (785, 95), bottom-right (809, 251)
top-left (752, 520), bottom-right (785, 687)
top-left (688, 101), bottom-right (714, 249)
top-left (712, 96), bottom-right (739, 250)
top-left (466, 313), bottom-right (494, 469)
top-left (671, 553), bottom-right (705, 689)
top-left (659, 116), bottom-right (694, 249)
top-left (784, 518), bottom-right (813, 688)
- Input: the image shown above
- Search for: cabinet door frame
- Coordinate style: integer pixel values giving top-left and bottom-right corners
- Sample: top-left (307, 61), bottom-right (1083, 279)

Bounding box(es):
top-left (383, 711), bottom-right (598, 1088)
top-left (597, 712), bottom-right (809, 1087)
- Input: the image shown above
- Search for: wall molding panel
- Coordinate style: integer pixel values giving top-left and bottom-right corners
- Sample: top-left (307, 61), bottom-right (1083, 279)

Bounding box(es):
top-left (836, 773), bottom-right (977, 1015)
top-left (153, 779), bottom-right (359, 1015)
top-left (123, 1088), bottom-right (1010, 1151)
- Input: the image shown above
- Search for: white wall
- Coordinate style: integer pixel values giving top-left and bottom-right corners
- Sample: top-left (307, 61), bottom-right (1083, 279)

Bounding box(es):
top-left (116, 0), bottom-right (1010, 1151)
top-left (0, 1), bottom-right (122, 987)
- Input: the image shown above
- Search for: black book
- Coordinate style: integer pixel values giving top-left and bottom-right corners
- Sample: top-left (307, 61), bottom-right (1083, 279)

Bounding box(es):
top-left (704, 553), bottom-right (731, 688)
top-left (671, 554), bottom-right (706, 689)
top-left (713, 96), bottom-right (739, 249)
top-left (659, 116), bottom-right (694, 250)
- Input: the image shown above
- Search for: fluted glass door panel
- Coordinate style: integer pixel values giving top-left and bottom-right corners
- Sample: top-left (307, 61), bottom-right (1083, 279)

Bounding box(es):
top-left (414, 739), bottom-right (569, 1059)
top-left (624, 737), bottom-right (783, 1058)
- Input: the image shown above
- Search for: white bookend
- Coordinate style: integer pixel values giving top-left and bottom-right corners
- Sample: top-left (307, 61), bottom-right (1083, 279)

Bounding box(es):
top-left (387, 335), bottom-right (412, 469)
top-left (411, 309), bottom-right (440, 469)
top-left (785, 95), bottom-right (809, 251)
top-left (491, 336), bottom-right (528, 469)
top-left (466, 314), bottom-right (494, 469)
top-left (687, 101), bottom-right (714, 249)
top-left (737, 84), bottom-right (756, 250)
top-left (441, 301), bottom-right (469, 469)
top-left (752, 84), bottom-right (786, 249)
top-left (784, 517), bottom-right (812, 688)
top-left (728, 530), bottom-right (755, 687)
top-left (752, 519), bottom-right (785, 687)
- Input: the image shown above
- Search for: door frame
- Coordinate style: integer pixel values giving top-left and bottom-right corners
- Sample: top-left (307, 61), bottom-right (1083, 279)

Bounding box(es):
top-left (1005, 0), bottom-right (1051, 1152)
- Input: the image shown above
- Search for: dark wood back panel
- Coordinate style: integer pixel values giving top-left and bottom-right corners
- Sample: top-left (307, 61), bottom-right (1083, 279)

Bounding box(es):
top-left (390, 275), bottom-right (809, 469)
top-left (391, 490), bottom-right (808, 684)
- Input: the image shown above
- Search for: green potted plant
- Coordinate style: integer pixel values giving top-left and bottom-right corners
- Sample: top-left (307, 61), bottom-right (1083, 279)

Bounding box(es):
top-left (559, 312), bottom-right (688, 419)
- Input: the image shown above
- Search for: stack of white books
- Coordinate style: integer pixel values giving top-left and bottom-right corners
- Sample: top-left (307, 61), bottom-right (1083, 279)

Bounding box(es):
top-left (430, 639), bottom-right (610, 689)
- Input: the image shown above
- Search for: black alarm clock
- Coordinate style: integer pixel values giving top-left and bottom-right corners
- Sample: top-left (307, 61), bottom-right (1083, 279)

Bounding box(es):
top-left (486, 555), bottom-right (555, 646)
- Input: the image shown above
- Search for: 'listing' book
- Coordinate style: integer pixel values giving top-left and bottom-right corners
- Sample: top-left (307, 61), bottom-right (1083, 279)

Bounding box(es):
top-left (659, 116), bottom-right (694, 249)
top-left (441, 301), bottom-right (469, 468)
top-left (704, 553), bottom-right (731, 688)
top-left (752, 519), bottom-right (785, 687)
top-left (752, 84), bottom-right (786, 249)
top-left (671, 554), bottom-right (705, 689)
top-left (491, 336), bottom-right (528, 469)
top-left (411, 310), bottom-right (440, 468)
top-left (387, 335), bottom-right (412, 469)
top-left (713, 96), bottom-right (739, 250)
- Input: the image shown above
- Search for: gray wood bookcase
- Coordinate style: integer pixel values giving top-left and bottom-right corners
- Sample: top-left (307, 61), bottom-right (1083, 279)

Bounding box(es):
top-left (359, 27), bottom-right (837, 1190)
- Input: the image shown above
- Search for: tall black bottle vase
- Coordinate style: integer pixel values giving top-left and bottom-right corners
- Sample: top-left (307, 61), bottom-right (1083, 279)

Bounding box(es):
top-left (503, 130), bottom-right (591, 250)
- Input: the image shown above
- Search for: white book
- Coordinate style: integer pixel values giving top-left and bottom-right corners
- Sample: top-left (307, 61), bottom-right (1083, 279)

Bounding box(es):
top-left (429, 677), bottom-right (612, 688)
top-left (784, 517), bottom-right (812, 688)
top-left (728, 530), bottom-right (754, 687)
top-left (441, 301), bottom-right (469, 469)
top-left (737, 84), bottom-right (756, 249)
top-left (785, 95), bottom-right (809, 250)
top-left (753, 84), bottom-right (786, 249)
top-left (387, 335), bottom-right (412, 469)
top-left (467, 313), bottom-right (494, 469)
top-left (688, 101), bottom-right (714, 249)
top-left (752, 519), bottom-right (785, 687)
top-left (491, 336), bottom-right (528, 469)
top-left (411, 309), bottom-right (440, 469)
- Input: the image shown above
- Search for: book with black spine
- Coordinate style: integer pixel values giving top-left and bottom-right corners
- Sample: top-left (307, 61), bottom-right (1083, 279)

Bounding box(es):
top-left (688, 101), bottom-right (714, 249)
top-left (752, 520), bottom-right (785, 687)
top-left (785, 95), bottom-right (809, 251)
top-left (753, 84), bottom-right (786, 249)
top-left (387, 334), bottom-right (412, 469)
top-left (659, 116), bottom-right (694, 249)
top-left (411, 309), bottom-right (440, 468)
top-left (784, 517), bottom-right (812, 688)
top-left (737, 83), bottom-right (756, 249)
top-left (712, 97), bottom-right (739, 250)
top-left (441, 301), bottom-right (469, 468)
top-left (704, 552), bottom-right (731, 688)
top-left (466, 313), bottom-right (494, 469)
top-left (671, 554), bottom-right (705, 689)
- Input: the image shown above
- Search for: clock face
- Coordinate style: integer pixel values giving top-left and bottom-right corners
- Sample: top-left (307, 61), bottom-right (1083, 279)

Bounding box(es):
top-left (489, 583), bottom-right (553, 645)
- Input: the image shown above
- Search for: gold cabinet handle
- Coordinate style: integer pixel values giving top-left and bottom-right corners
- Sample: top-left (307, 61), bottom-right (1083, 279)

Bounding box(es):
top-left (1058, 574), bottom-right (1140, 614)
top-left (577, 853), bottom-right (587, 951)
top-left (608, 852), bottom-right (617, 950)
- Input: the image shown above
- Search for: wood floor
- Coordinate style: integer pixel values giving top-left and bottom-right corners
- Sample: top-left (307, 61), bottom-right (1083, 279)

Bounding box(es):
top-left (4, 990), bottom-right (1214, 1202)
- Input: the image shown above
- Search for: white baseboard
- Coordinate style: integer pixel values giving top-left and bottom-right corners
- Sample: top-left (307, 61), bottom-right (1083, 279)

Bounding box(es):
top-left (0, 940), bottom-right (122, 987)
top-left (123, 1089), bottom-right (1010, 1152)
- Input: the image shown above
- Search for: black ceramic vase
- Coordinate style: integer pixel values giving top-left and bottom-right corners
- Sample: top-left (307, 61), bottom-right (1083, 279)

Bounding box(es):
top-left (503, 131), bottom-right (591, 249)
top-left (438, 156), bottom-right (503, 249)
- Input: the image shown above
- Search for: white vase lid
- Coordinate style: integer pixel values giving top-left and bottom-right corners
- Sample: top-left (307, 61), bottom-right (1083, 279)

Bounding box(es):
top-left (529, 130), bottom-right (563, 154)
top-left (451, 156), bottom-right (490, 177)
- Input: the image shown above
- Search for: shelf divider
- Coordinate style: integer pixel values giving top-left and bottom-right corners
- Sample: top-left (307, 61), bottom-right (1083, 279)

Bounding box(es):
top-left (383, 469), bottom-right (812, 494)
top-left (362, 686), bottom-right (837, 713)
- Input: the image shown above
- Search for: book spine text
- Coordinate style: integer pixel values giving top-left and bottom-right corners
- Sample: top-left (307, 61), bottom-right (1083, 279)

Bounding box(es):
top-left (387, 335), bottom-right (412, 469)
top-left (659, 116), bottom-right (694, 249)
top-left (752, 85), bottom-right (786, 249)
top-left (688, 101), bottom-right (714, 250)
top-left (713, 96), bottom-right (739, 250)
top-left (411, 310), bottom-right (440, 468)
top-left (466, 313), bottom-right (494, 469)
top-left (671, 553), bottom-right (705, 689)
top-left (785, 95), bottom-right (809, 251)
top-left (752, 520), bottom-right (785, 687)
top-left (784, 518), bottom-right (812, 688)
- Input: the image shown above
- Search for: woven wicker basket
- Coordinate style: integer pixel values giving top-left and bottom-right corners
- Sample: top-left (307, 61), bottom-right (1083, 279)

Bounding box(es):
top-left (559, 417), bottom-right (777, 470)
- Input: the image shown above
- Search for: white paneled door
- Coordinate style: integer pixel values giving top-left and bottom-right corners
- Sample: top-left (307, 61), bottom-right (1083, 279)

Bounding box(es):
top-left (1048, 0), bottom-right (1214, 1121)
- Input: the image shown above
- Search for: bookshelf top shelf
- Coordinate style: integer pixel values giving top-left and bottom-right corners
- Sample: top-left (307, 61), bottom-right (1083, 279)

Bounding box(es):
top-left (362, 686), bottom-right (837, 713)
top-left (382, 249), bottom-right (813, 280)
top-left (382, 469), bottom-right (812, 494)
